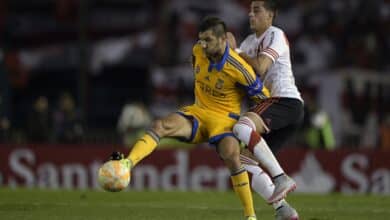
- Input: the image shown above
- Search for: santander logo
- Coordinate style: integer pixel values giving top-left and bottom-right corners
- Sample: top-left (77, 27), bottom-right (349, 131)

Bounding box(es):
top-left (292, 153), bottom-right (336, 193)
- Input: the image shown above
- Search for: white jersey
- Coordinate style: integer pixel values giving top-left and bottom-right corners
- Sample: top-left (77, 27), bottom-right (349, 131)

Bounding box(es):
top-left (239, 26), bottom-right (303, 102)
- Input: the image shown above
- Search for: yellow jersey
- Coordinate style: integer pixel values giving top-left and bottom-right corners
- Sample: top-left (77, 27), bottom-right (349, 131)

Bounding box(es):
top-left (192, 43), bottom-right (268, 116)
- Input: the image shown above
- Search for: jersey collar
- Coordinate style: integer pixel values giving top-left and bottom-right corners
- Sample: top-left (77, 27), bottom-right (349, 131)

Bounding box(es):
top-left (208, 43), bottom-right (229, 72)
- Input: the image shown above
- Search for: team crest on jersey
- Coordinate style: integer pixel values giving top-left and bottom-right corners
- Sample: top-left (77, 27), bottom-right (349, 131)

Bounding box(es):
top-left (215, 79), bottom-right (224, 89)
top-left (195, 65), bottom-right (200, 74)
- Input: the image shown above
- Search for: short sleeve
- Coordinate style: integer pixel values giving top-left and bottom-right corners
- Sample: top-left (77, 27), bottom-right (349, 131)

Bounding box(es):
top-left (259, 30), bottom-right (289, 62)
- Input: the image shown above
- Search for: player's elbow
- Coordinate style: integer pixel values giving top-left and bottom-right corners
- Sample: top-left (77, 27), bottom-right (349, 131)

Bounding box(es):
top-left (255, 55), bottom-right (272, 77)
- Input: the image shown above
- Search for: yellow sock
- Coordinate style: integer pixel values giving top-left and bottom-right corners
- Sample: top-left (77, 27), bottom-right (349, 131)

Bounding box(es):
top-left (231, 169), bottom-right (255, 217)
top-left (127, 133), bottom-right (158, 166)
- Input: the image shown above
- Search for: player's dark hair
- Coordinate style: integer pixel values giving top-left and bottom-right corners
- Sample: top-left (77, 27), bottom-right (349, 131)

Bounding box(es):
top-left (252, 0), bottom-right (278, 20)
top-left (198, 16), bottom-right (226, 37)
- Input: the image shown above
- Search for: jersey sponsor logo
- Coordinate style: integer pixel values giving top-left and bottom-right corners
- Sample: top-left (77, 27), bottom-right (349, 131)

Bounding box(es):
top-left (197, 80), bottom-right (226, 98)
top-left (233, 182), bottom-right (248, 187)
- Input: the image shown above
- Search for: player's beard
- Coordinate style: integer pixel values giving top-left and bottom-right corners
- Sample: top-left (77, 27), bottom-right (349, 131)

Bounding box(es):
top-left (206, 49), bottom-right (220, 62)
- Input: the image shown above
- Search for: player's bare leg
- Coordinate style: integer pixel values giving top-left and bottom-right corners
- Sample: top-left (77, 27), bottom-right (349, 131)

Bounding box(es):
top-left (126, 113), bottom-right (192, 165)
top-left (104, 113), bottom-right (194, 183)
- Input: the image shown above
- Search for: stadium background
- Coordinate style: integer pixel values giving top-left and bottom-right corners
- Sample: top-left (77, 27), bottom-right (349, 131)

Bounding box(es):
top-left (0, 0), bottom-right (389, 219)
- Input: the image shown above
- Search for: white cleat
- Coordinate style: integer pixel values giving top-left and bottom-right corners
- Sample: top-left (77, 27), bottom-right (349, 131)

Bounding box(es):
top-left (267, 174), bottom-right (296, 204)
top-left (246, 216), bottom-right (257, 220)
top-left (275, 201), bottom-right (299, 220)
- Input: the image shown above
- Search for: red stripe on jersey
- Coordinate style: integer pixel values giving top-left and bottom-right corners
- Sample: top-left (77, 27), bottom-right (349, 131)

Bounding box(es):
top-left (261, 50), bottom-right (278, 61)
top-left (262, 48), bottom-right (279, 60)
top-left (266, 47), bottom-right (279, 55)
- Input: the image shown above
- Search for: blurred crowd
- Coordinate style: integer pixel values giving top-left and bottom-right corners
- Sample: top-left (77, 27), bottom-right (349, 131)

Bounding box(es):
top-left (0, 0), bottom-right (389, 149)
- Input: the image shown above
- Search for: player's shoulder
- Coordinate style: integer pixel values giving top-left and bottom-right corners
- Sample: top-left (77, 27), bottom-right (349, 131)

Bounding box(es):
top-left (228, 48), bottom-right (247, 64)
top-left (226, 48), bottom-right (254, 74)
top-left (269, 25), bottom-right (284, 32)
top-left (267, 26), bottom-right (286, 37)
top-left (241, 33), bottom-right (257, 44)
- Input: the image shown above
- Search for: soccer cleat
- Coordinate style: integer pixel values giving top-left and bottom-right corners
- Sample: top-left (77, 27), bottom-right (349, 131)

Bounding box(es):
top-left (246, 216), bottom-right (257, 220)
top-left (108, 151), bottom-right (132, 170)
top-left (109, 151), bottom-right (125, 161)
top-left (267, 174), bottom-right (296, 204)
top-left (275, 201), bottom-right (299, 220)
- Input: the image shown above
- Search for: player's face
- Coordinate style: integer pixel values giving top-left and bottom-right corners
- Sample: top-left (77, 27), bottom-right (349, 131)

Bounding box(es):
top-left (249, 1), bottom-right (273, 32)
top-left (198, 30), bottom-right (226, 59)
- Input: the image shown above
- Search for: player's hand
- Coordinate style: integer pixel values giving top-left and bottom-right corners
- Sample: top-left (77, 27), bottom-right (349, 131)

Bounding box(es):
top-left (227, 32), bottom-right (237, 49)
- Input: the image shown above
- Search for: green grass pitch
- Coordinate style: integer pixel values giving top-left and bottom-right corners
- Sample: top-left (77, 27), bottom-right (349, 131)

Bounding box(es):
top-left (0, 188), bottom-right (389, 220)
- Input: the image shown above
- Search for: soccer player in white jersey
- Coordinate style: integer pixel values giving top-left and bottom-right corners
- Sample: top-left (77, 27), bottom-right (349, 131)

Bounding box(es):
top-left (229, 1), bottom-right (303, 219)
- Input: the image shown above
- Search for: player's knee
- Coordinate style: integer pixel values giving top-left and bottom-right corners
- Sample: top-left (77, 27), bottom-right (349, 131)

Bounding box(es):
top-left (244, 112), bottom-right (267, 133)
top-left (219, 149), bottom-right (236, 161)
top-left (221, 150), bottom-right (241, 171)
top-left (218, 142), bottom-right (239, 161)
top-left (233, 116), bottom-right (255, 144)
top-left (150, 119), bottom-right (171, 137)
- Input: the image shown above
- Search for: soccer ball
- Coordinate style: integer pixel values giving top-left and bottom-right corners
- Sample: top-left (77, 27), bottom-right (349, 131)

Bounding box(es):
top-left (98, 160), bottom-right (131, 192)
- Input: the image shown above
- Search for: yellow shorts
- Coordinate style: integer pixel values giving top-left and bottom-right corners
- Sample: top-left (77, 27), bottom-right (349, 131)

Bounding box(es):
top-left (176, 104), bottom-right (240, 145)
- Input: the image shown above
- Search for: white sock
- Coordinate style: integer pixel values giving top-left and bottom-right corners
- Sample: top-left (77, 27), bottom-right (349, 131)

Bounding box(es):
top-left (244, 164), bottom-right (284, 210)
top-left (233, 117), bottom-right (284, 178)
top-left (246, 164), bottom-right (273, 199)
top-left (253, 138), bottom-right (284, 178)
top-left (233, 117), bottom-right (254, 145)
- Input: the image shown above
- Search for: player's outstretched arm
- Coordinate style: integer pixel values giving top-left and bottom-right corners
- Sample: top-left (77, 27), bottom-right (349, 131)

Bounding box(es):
top-left (239, 53), bottom-right (273, 79)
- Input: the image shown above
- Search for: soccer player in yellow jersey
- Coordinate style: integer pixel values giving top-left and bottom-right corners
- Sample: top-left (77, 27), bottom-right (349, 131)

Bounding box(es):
top-left (109, 17), bottom-right (268, 220)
